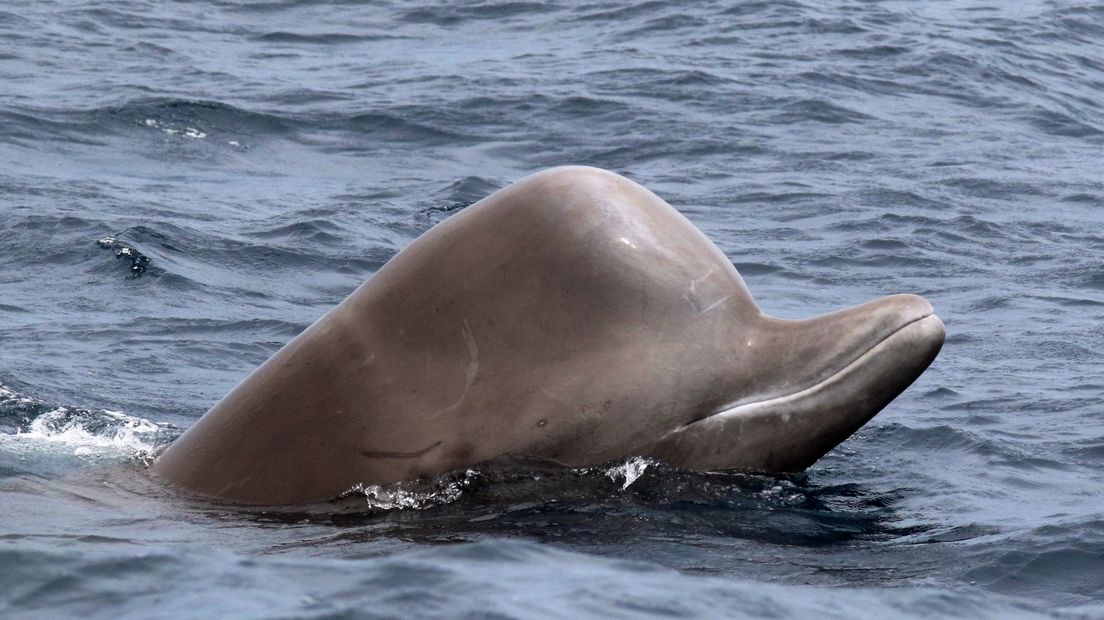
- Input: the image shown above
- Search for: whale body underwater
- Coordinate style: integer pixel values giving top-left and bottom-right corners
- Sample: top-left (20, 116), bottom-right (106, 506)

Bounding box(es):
top-left (152, 166), bottom-right (945, 505)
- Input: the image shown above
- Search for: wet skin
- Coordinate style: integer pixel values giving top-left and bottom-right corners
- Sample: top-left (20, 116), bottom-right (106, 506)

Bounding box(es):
top-left (152, 166), bottom-right (945, 505)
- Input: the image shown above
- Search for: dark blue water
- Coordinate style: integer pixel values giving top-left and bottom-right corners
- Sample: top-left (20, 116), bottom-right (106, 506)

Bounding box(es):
top-left (2, 1), bottom-right (1103, 617)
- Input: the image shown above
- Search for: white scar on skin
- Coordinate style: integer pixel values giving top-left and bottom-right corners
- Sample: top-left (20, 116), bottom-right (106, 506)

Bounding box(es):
top-left (448, 319), bottom-right (480, 411)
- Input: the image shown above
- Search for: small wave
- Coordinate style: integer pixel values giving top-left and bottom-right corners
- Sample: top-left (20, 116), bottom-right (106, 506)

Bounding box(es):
top-left (963, 520), bottom-right (1104, 606)
top-left (922, 387), bottom-right (962, 400)
top-left (110, 99), bottom-right (290, 150)
top-left (327, 111), bottom-right (481, 145)
top-left (0, 385), bottom-right (175, 462)
top-left (400, 1), bottom-right (555, 26)
top-left (617, 14), bottom-right (709, 38)
top-left (1023, 106), bottom-right (1103, 139)
top-left (335, 456), bottom-right (659, 513)
top-left (0, 99), bottom-right (285, 149)
top-left (245, 219), bottom-right (344, 243)
top-left (90, 222), bottom-right (387, 292)
top-left (569, 1), bottom-right (667, 23)
top-left (770, 99), bottom-right (874, 125)
top-left (732, 261), bottom-right (791, 277)
top-left (287, 457), bottom-right (915, 549)
top-left (1077, 268), bottom-right (1104, 291)
top-left (854, 188), bottom-right (946, 211)
top-left (905, 523), bottom-right (1001, 544)
top-left (250, 31), bottom-right (405, 44)
top-left (870, 423), bottom-right (1008, 459)
top-left (1065, 441), bottom-right (1104, 465)
top-left (341, 468), bottom-right (479, 511)
top-left (1031, 294), bottom-right (1104, 308)
top-left (96, 235), bottom-right (151, 277)
top-left (834, 44), bottom-right (911, 60)
top-left (583, 67), bottom-right (734, 94)
top-left (262, 457), bottom-right (912, 550)
top-left (432, 175), bottom-right (501, 205)
top-left (139, 117), bottom-right (207, 140)
top-left (1060, 192), bottom-right (1104, 206)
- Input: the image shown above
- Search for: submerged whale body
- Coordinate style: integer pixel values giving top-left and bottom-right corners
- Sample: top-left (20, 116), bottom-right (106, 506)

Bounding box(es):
top-left (152, 166), bottom-right (945, 505)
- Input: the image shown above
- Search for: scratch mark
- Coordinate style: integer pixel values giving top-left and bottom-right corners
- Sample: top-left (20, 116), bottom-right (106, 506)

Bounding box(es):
top-left (698, 293), bottom-right (733, 315)
top-left (688, 267), bottom-right (714, 296)
top-left (362, 440), bottom-right (442, 459)
top-left (461, 319), bottom-right (479, 388)
top-left (685, 267), bottom-right (729, 314)
top-left (434, 319), bottom-right (480, 416)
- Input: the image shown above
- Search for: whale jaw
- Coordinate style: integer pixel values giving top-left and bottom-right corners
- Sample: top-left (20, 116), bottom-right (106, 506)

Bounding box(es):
top-left (647, 297), bottom-right (945, 473)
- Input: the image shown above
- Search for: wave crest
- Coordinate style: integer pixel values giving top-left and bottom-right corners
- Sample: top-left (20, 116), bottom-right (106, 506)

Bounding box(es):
top-left (0, 384), bottom-right (176, 462)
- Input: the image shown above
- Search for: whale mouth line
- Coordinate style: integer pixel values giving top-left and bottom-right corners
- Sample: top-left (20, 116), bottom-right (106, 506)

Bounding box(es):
top-left (684, 311), bottom-right (938, 428)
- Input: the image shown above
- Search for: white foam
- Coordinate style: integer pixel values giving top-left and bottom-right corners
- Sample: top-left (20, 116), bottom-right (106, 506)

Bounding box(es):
top-left (0, 386), bottom-right (167, 462)
top-left (0, 385), bottom-right (35, 406)
top-left (141, 118), bottom-right (207, 139)
top-left (605, 456), bottom-right (652, 490)
top-left (343, 469), bottom-right (477, 510)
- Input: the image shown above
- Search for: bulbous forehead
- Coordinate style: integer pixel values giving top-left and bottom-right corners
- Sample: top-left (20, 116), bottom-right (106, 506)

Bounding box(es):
top-left (362, 166), bottom-right (760, 326)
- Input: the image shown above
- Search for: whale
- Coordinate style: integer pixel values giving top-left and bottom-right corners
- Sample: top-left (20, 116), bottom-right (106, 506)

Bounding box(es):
top-left (152, 166), bottom-right (945, 505)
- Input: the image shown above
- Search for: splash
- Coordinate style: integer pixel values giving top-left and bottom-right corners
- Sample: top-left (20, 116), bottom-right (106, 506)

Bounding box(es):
top-left (341, 468), bottom-right (479, 511)
top-left (0, 384), bottom-right (173, 463)
top-left (96, 235), bottom-right (151, 276)
top-left (142, 117), bottom-right (207, 139)
top-left (338, 456), bottom-right (663, 512)
top-left (603, 456), bottom-right (653, 490)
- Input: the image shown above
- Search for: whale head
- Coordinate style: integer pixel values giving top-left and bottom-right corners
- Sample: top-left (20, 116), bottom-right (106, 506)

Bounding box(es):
top-left (152, 166), bottom-right (945, 505)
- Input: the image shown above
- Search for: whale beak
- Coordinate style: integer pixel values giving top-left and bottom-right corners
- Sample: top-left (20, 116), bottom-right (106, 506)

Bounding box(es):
top-left (650, 294), bottom-right (945, 472)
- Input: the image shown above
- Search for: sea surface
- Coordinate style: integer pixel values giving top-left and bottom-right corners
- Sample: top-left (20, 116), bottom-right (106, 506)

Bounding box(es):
top-left (2, 1), bottom-right (1103, 618)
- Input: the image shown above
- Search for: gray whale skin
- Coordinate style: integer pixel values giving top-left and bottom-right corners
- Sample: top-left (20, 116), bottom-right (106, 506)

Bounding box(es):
top-left (152, 166), bottom-right (945, 505)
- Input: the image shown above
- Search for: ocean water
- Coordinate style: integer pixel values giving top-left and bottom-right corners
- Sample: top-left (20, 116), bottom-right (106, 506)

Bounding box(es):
top-left (2, 0), bottom-right (1103, 617)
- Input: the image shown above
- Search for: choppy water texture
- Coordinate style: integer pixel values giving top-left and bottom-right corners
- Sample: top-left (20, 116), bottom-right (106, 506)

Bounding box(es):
top-left (2, 1), bottom-right (1103, 618)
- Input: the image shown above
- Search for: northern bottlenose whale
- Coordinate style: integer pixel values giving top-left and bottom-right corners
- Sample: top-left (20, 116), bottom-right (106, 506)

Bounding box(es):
top-left (152, 166), bottom-right (944, 505)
